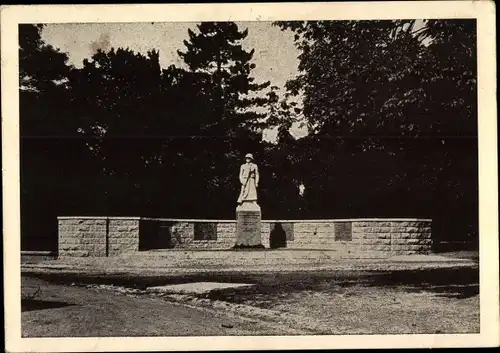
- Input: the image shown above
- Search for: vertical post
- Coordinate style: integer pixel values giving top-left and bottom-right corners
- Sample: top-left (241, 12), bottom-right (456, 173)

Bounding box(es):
top-left (105, 217), bottom-right (110, 257)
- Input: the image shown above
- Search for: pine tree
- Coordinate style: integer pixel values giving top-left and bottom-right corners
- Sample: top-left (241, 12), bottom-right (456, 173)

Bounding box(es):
top-left (177, 22), bottom-right (270, 137)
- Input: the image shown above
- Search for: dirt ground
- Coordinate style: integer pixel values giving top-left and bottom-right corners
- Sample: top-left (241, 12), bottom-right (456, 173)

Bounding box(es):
top-left (22, 264), bottom-right (479, 336)
top-left (21, 276), bottom-right (302, 337)
top-left (200, 267), bottom-right (480, 334)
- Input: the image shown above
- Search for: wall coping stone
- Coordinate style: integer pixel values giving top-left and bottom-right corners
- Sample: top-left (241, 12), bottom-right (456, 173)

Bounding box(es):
top-left (21, 250), bottom-right (57, 256)
top-left (58, 217), bottom-right (141, 220)
top-left (141, 217), bottom-right (235, 223)
top-left (262, 218), bottom-right (432, 223)
top-left (59, 217), bottom-right (432, 222)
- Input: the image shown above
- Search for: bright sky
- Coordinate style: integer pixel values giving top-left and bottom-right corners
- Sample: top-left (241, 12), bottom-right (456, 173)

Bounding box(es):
top-left (42, 22), bottom-right (300, 88)
top-left (41, 22), bottom-right (303, 141)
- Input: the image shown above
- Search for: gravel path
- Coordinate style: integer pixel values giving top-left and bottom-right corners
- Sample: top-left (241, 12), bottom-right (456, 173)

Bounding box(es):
top-left (22, 253), bottom-right (477, 278)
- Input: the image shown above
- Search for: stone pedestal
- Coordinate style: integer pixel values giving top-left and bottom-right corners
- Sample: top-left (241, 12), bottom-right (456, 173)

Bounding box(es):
top-left (235, 202), bottom-right (262, 246)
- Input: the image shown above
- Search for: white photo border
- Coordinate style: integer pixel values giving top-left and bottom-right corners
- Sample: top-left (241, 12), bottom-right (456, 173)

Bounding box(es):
top-left (2, 1), bottom-right (498, 351)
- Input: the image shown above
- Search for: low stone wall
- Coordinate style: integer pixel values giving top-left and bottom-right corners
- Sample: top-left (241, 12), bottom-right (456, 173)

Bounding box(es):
top-left (265, 220), bottom-right (432, 257)
top-left (109, 218), bottom-right (140, 256)
top-left (58, 217), bottom-right (141, 257)
top-left (58, 217), bottom-right (432, 258)
top-left (58, 218), bottom-right (107, 257)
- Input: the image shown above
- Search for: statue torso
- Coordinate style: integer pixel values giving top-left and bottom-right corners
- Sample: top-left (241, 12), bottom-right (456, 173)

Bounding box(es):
top-left (241, 163), bottom-right (257, 178)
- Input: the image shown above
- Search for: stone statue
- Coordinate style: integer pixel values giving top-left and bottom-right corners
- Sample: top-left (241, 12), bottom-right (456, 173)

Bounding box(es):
top-left (235, 153), bottom-right (261, 246)
top-left (237, 153), bottom-right (259, 205)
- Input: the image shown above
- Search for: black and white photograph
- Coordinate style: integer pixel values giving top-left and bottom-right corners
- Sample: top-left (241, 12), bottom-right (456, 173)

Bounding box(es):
top-left (2, 2), bottom-right (498, 351)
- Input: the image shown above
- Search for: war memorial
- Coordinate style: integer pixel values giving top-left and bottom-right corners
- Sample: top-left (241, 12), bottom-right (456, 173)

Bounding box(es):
top-left (58, 153), bottom-right (432, 258)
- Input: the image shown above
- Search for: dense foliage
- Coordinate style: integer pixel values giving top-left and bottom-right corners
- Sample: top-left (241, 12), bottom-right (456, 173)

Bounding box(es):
top-left (274, 20), bottom-right (478, 244)
top-left (19, 20), bottom-right (477, 251)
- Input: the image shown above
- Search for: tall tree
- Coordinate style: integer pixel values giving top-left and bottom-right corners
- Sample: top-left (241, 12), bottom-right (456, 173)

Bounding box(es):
top-left (163, 22), bottom-right (272, 216)
top-left (275, 20), bottom-right (429, 141)
top-left (19, 24), bottom-right (74, 136)
top-left (68, 48), bottom-right (167, 215)
top-left (177, 22), bottom-right (270, 137)
top-left (71, 48), bottom-right (163, 172)
top-left (264, 85), bottom-right (303, 143)
top-left (19, 24), bottom-right (86, 251)
top-left (275, 20), bottom-right (478, 242)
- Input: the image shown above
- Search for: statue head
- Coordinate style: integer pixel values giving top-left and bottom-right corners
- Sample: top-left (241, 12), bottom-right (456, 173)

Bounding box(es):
top-left (245, 153), bottom-right (254, 163)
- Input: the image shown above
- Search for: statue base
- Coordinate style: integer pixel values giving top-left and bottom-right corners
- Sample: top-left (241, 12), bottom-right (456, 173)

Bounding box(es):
top-left (235, 201), bottom-right (262, 247)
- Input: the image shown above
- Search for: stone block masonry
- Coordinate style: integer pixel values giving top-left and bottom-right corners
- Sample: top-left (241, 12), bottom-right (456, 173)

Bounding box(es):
top-left (351, 220), bottom-right (433, 256)
top-left (58, 218), bottom-right (107, 257)
top-left (58, 217), bottom-right (432, 258)
top-left (108, 218), bottom-right (140, 256)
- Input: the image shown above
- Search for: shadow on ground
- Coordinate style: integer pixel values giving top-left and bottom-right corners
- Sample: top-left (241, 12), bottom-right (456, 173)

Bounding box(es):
top-left (200, 267), bottom-right (479, 305)
top-left (24, 266), bottom-right (478, 302)
top-left (21, 299), bottom-right (76, 312)
top-left (346, 268), bottom-right (479, 299)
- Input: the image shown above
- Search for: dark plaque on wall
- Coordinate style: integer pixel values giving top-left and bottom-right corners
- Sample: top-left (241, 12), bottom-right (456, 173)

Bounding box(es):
top-left (194, 222), bottom-right (217, 241)
top-left (334, 222), bottom-right (352, 241)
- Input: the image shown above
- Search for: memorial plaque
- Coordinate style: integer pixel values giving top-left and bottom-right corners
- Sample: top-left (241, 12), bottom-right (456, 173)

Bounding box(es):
top-left (194, 222), bottom-right (217, 240)
top-left (235, 209), bottom-right (262, 246)
top-left (334, 222), bottom-right (352, 241)
top-left (138, 219), bottom-right (160, 250)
